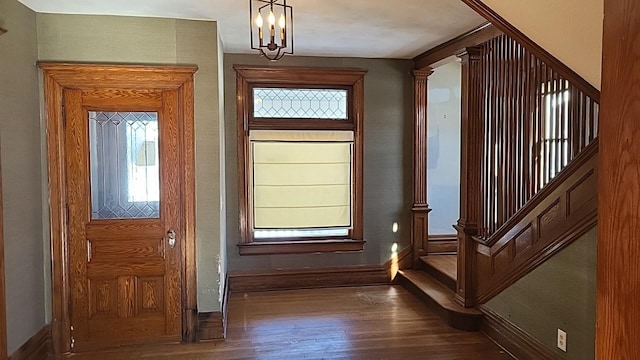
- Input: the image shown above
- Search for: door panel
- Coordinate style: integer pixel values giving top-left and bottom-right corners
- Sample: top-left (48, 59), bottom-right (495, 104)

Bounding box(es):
top-left (65, 88), bottom-right (182, 351)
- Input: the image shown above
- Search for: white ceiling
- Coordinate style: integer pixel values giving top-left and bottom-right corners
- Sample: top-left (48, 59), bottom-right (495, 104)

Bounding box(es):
top-left (17, 0), bottom-right (486, 59)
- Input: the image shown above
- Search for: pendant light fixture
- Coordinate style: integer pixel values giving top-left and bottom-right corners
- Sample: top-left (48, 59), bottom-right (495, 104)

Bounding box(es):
top-left (249, 0), bottom-right (293, 61)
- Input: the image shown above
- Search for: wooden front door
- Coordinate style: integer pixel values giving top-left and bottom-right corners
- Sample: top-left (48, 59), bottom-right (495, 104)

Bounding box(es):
top-left (64, 87), bottom-right (183, 351)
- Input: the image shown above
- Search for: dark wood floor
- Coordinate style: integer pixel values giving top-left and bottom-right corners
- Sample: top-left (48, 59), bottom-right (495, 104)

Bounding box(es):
top-left (54, 286), bottom-right (511, 359)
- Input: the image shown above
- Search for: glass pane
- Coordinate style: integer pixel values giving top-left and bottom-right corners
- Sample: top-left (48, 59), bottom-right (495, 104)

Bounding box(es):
top-left (89, 111), bottom-right (160, 219)
top-left (427, 61), bottom-right (461, 235)
top-left (253, 88), bottom-right (348, 119)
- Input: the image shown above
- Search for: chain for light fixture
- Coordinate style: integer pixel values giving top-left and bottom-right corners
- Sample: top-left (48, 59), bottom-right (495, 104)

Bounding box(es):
top-left (249, 0), bottom-right (294, 61)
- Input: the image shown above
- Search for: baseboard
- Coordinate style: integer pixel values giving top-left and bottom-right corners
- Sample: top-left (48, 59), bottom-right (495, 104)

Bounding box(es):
top-left (229, 265), bottom-right (389, 293)
top-left (479, 305), bottom-right (556, 360)
top-left (385, 245), bottom-right (413, 280)
top-left (221, 273), bottom-right (229, 339)
top-left (198, 275), bottom-right (229, 341)
top-left (9, 325), bottom-right (50, 360)
top-left (197, 312), bottom-right (223, 341)
top-left (428, 234), bottom-right (457, 254)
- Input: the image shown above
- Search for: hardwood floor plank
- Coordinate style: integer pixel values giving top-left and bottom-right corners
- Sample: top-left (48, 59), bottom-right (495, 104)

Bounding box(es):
top-left (52, 286), bottom-right (511, 359)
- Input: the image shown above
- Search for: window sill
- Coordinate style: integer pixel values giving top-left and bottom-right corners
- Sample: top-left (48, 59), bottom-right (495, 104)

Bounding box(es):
top-left (238, 239), bottom-right (365, 255)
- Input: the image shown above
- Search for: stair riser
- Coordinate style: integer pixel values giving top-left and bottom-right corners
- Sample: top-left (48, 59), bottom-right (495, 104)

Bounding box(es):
top-left (398, 273), bottom-right (482, 332)
top-left (423, 263), bottom-right (457, 292)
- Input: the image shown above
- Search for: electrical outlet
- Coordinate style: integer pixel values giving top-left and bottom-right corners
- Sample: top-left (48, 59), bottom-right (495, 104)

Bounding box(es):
top-left (557, 329), bottom-right (567, 352)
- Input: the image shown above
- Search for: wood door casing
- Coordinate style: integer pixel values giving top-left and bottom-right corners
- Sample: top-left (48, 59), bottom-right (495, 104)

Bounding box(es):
top-left (40, 63), bottom-right (197, 355)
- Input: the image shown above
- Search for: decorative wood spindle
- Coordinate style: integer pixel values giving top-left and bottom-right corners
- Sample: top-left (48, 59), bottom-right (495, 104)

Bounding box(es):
top-left (476, 35), bottom-right (600, 241)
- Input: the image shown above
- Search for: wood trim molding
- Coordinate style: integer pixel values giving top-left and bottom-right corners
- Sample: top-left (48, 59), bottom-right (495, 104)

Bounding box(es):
top-left (39, 63), bottom-right (198, 354)
top-left (238, 239), bottom-right (366, 256)
top-left (411, 69), bottom-right (433, 265)
top-left (460, 0), bottom-right (600, 102)
top-left (234, 65), bottom-right (367, 254)
top-left (414, 23), bottom-right (502, 70)
top-left (233, 65), bottom-right (368, 85)
top-left (479, 305), bottom-right (556, 360)
top-left (455, 47), bottom-right (483, 308)
top-left (197, 312), bottom-right (224, 342)
top-left (228, 266), bottom-right (389, 293)
top-left (181, 75), bottom-right (198, 344)
top-left (385, 245), bottom-right (413, 280)
top-left (427, 234), bottom-right (458, 254)
top-left (596, 1), bottom-right (640, 357)
top-left (8, 326), bottom-right (51, 360)
top-left (475, 142), bottom-right (598, 303)
top-left (41, 66), bottom-right (69, 355)
top-left (0, 146), bottom-right (6, 358)
top-left (37, 63), bottom-right (198, 89)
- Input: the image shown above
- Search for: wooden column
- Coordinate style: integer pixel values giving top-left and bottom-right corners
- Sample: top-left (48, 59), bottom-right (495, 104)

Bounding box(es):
top-left (455, 47), bottom-right (483, 307)
top-left (411, 69), bottom-right (433, 266)
top-left (597, 0), bottom-right (640, 358)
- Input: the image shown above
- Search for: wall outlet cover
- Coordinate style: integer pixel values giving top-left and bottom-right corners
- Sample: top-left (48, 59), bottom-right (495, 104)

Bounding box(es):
top-left (557, 328), bottom-right (567, 352)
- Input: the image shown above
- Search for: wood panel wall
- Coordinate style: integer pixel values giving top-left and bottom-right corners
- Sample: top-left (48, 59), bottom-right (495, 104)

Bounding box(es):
top-left (596, 0), bottom-right (640, 358)
top-left (475, 141), bottom-right (597, 302)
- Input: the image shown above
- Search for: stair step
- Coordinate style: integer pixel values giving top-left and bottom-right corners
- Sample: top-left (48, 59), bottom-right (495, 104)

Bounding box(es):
top-left (420, 254), bottom-right (457, 291)
top-left (398, 269), bottom-right (482, 331)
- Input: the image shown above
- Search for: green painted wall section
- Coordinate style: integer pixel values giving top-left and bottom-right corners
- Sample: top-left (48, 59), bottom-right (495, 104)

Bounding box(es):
top-left (216, 34), bottom-right (227, 304)
top-left (224, 54), bottom-right (414, 271)
top-left (36, 14), bottom-right (225, 312)
top-left (0, 0), bottom-right (47, 354)
top-left (37, 14), bottom-right (177, 63)
top-left (175, 19), bottom-right (224, 313)
top-left (486, 226), bottom-right (597, 359)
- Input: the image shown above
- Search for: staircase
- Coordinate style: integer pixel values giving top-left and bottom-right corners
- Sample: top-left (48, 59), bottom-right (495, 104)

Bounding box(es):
top-left (397, 255), bottom-right (483, 331)
top-left (398, 30), bottom-right (600, 333)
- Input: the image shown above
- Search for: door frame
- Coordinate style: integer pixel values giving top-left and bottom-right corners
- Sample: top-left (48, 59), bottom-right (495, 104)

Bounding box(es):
top-left (39, 63), bottom-right (198, 355)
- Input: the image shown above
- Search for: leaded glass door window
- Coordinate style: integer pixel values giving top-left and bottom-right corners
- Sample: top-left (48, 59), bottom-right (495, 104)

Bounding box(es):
top-left (89, 111), bottom-right (160, 219)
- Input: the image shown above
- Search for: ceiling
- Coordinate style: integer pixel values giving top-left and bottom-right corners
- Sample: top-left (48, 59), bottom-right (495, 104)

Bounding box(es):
top-left (17, 0), bottom-right (486, 59)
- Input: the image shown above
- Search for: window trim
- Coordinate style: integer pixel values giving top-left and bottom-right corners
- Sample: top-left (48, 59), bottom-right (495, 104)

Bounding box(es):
top-left (234, 65), bottom-right (367, 255)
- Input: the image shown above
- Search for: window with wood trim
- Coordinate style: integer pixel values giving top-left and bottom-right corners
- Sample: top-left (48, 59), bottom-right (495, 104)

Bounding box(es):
top-left (235, 66), bottom-right (366, 255)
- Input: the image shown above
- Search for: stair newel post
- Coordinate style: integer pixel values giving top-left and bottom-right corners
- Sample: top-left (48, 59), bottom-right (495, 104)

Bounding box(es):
top-left (411, 69), bottom-right (434, 267)
top-left (455, 47), bottom-right (483, 307)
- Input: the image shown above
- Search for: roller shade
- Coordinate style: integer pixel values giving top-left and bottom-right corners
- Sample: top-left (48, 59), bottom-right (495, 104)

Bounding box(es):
top-left (250, 130), bottom-right (353, 229)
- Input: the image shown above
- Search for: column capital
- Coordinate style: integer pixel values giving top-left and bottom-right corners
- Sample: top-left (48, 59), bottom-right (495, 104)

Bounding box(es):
top-left (457, 46), bottom-right (483, 61)
top-left (412, 68), bottom-right (434, 80)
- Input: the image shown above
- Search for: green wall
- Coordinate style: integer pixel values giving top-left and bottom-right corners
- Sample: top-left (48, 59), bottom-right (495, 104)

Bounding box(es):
top-left (224, 54), bottom-right (414, 271)
top-left (36, 14), bottom-right (225, 312)
top-left (0, 0), bottom-right (46, 354)
top-left (486, 226), bottom-right (597, 359)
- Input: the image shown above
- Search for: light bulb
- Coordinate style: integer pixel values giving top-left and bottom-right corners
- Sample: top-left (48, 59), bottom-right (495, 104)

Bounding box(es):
top-left (268, 10), bottom-right (276, 26)
top-left (255, 13), bottom-right (263, 27)
top-left (279, 14), bottom-right (286, 29)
